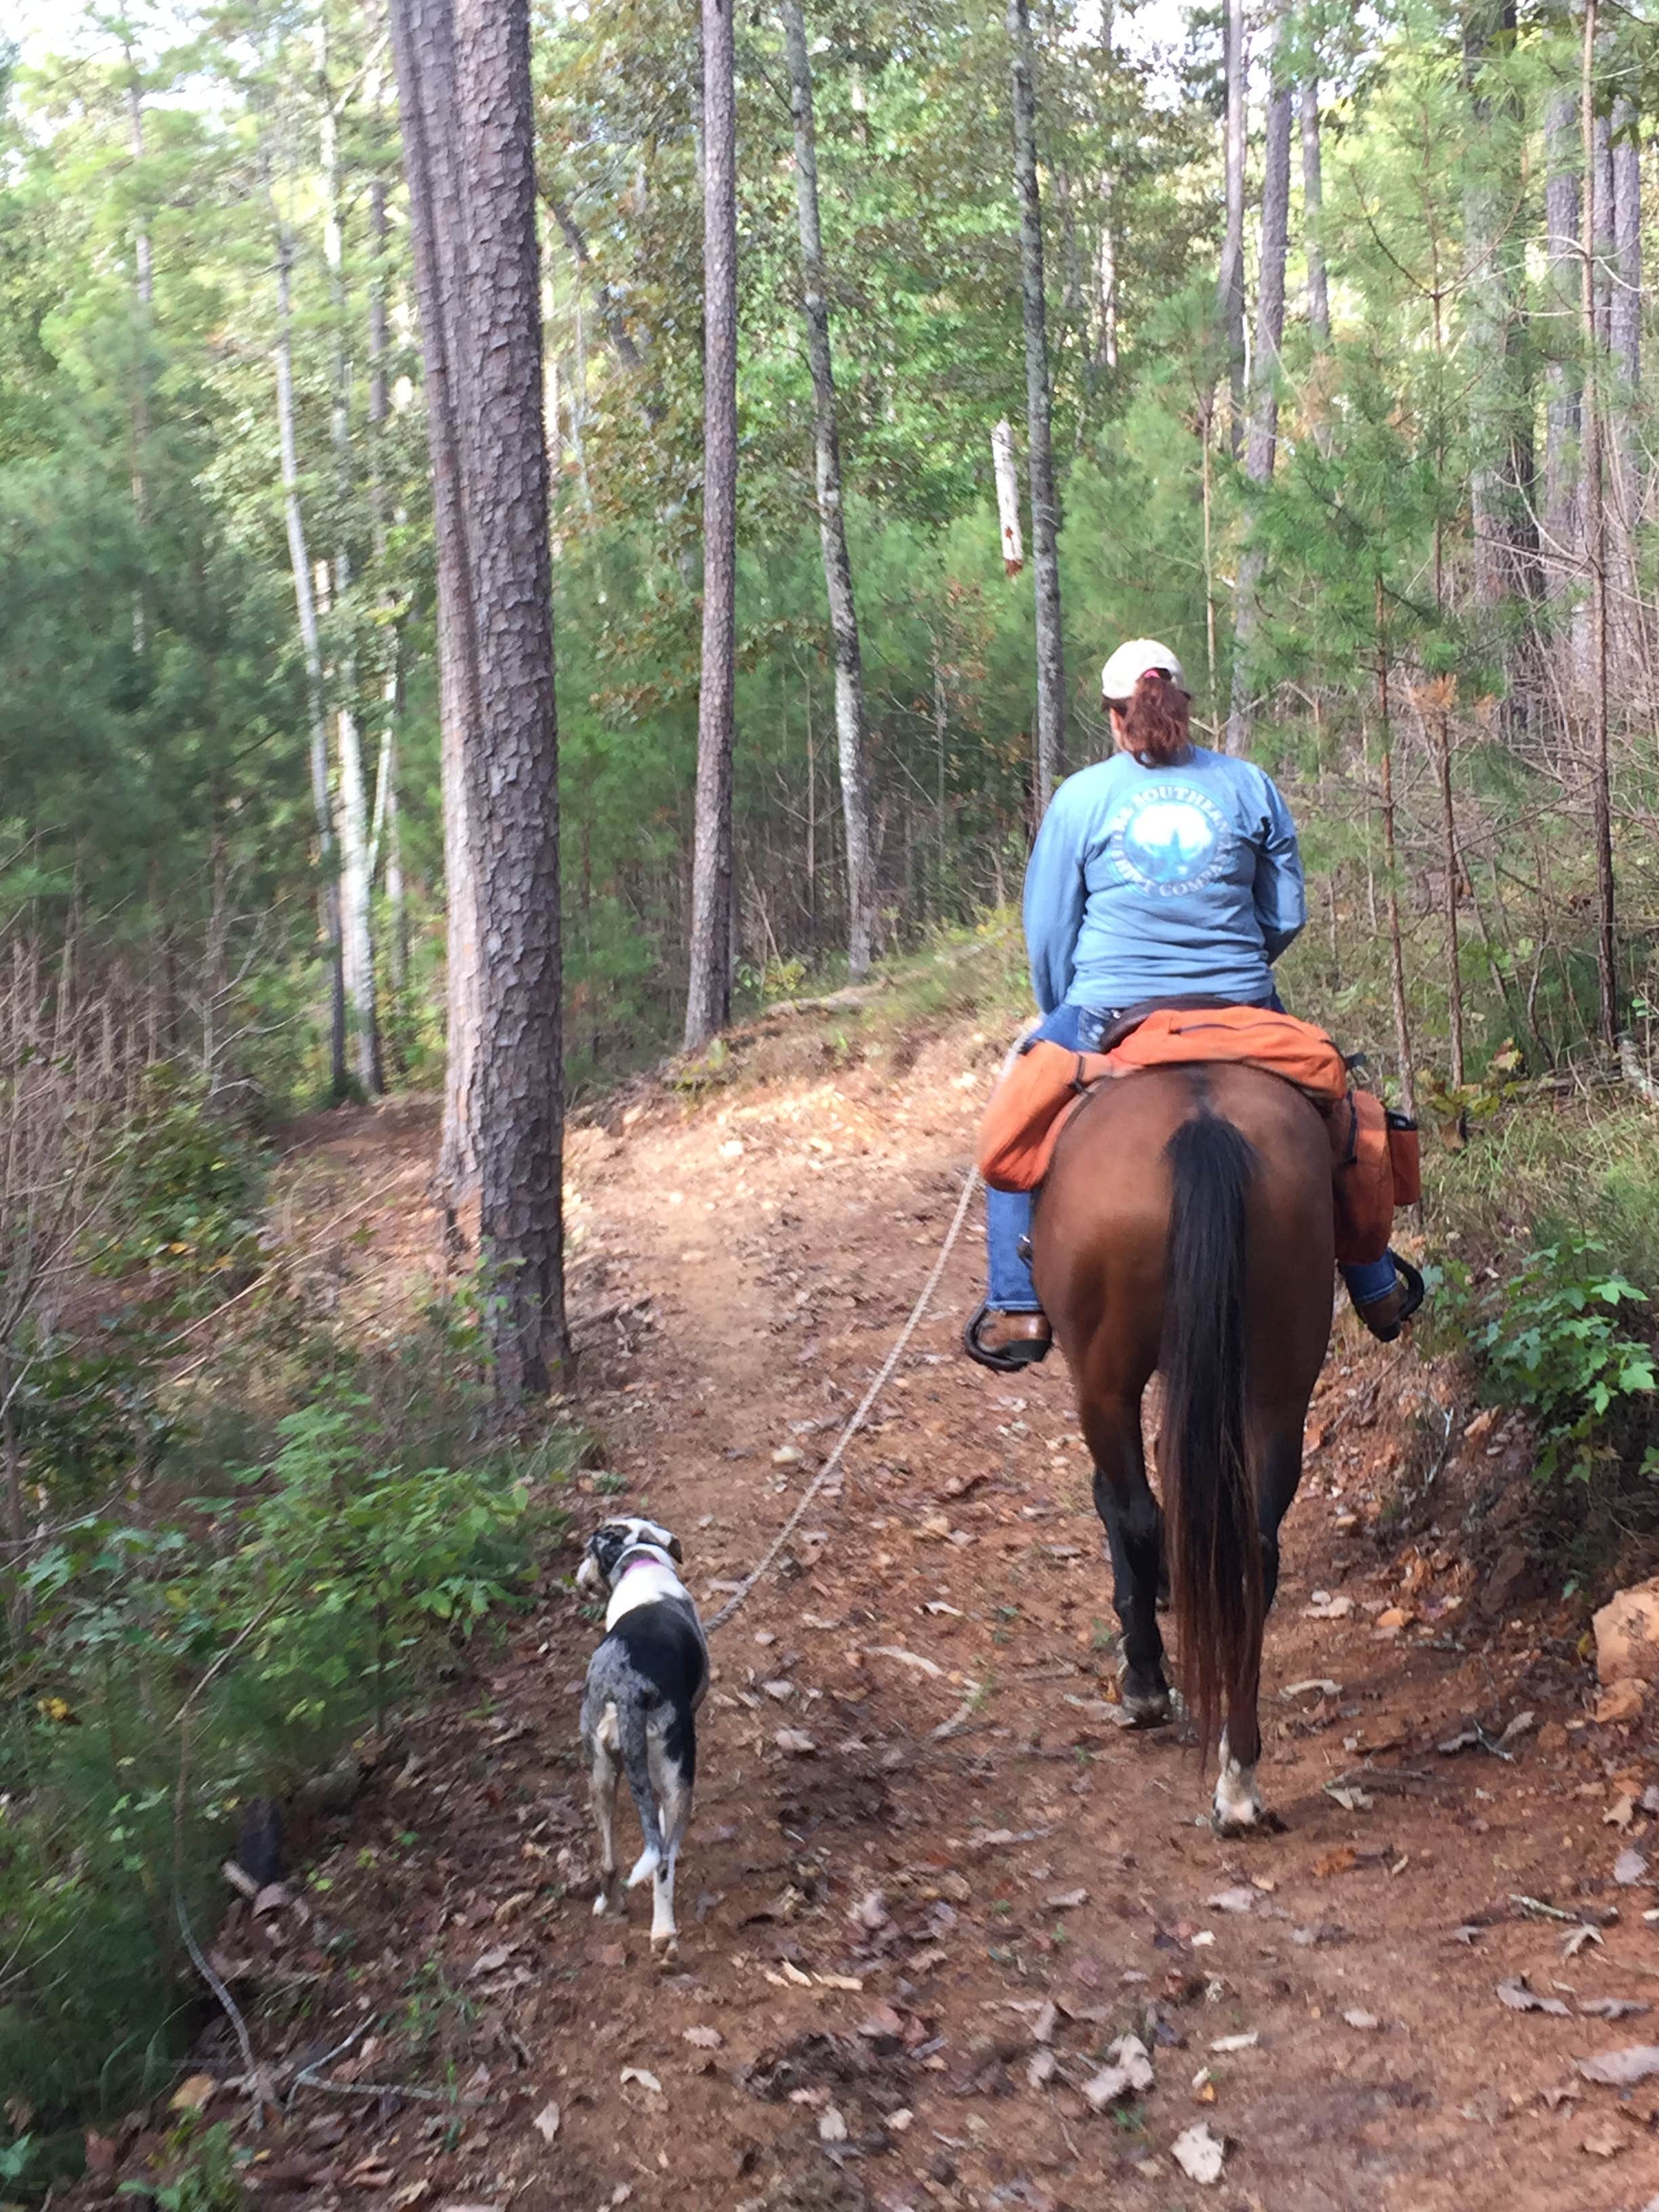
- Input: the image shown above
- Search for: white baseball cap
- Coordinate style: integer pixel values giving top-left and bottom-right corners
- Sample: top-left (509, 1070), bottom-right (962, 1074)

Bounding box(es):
top-left (1100, 638), bottom-right (1187, 702)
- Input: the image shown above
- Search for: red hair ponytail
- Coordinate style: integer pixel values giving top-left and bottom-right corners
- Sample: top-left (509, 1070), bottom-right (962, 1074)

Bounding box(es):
top-left (1117, 668), bottom-right (1191, 766)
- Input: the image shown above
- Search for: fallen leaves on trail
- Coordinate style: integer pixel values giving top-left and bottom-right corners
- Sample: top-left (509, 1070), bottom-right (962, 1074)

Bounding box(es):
top-left (1578, 1997), bottom-right (1649, 2020)
top-left (774, 1728), bottom-right (817, 1757)
top-left (1580, 2125), bottom-right (1625, 2159)
top-left (1282, 1678), bottom-right (1342, 1700)
top-left (1082, 2034), bottom-right (1154, 2110)
top-left (619, 2066), bottom-right (663, 2095)
top-left (170, 2075), bottom-right (217, 2114)
top-left (1593, 1680), bottom-right (1646, 1725)
top-left (1496, 1978), bottom-right (1570, 2017)
top-left (1324, 1784), bottom-right (1374, 1814)
top-left (1576, 2045), bottom-right (1659, 2087)
top-left (682, 2026), bottom-right (724, 2049)
top-left (531, 2101), bottom-right (561, 2145)
top-left (1206, 1887), bottom-right (1257, 1914)
top-left (1044, 1887), bottom-right (1088, 1910)
top-left (1304, 1592), bottom-right (1354, 1620)
top-left (1210, 2032), bottom-right (1258, 2053)
top-left (1343, 2010), bottom-right (1382, 2032)
top-left (1170, 2120), bottom-right (1227, 2185)
top-left (1613, 1847), bottom-right (1649, 1886)
top-left (1313, 1846), bottom-right (1357, 1878)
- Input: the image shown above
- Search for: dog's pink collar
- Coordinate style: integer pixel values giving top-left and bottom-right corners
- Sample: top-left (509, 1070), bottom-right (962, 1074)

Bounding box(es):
top-left (615, 1543), bottom-right (675, 1585)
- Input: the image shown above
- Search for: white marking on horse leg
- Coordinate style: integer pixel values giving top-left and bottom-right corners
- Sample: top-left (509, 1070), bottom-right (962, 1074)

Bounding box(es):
top-left (1212, 1734), bottom-right (1264, 1831)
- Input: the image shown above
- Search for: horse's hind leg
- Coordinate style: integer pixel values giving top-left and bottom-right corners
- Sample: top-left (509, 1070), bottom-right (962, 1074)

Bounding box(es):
top-left (1214, 1411), bottom-right (1305, 1833)
top-left (1084, 1395), bottom-right (1170, 1726)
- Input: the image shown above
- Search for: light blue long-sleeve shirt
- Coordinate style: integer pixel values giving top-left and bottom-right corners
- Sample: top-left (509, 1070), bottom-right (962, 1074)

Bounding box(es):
top-left (1023, 745), bottom-right (1307, 1014)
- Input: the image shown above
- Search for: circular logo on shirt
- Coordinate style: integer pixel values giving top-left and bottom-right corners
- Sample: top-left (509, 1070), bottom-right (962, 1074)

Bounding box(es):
top-left (1113, 784), bottom-right (1230, 894)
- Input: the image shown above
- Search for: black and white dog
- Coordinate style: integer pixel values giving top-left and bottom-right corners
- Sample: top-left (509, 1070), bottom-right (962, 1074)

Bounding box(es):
top-left (575, 1516), bottom-right (708, 1960)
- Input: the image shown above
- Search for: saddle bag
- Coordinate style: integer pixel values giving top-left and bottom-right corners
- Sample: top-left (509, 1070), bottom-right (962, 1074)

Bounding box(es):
top-left (1328, 1089), bottom-right (1419, 1265)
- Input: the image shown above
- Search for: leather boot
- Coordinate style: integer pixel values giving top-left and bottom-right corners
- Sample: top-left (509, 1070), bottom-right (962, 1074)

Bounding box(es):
top-left (963, 1303), bottom-right (1053, 1372)
top-left (1351, 1255), bottom-right (1425, 1344)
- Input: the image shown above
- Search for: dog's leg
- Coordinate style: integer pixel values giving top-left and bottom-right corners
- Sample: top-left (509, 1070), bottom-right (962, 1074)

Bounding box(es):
top-left (649, 1763), bottom-right (693, 1963)
top-left (589, 1734), bottom-right (623, 1917)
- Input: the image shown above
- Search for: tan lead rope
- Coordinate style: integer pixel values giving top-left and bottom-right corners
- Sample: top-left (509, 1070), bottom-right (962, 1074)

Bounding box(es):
top-left (702, 1159), bottom-right (983, 1636)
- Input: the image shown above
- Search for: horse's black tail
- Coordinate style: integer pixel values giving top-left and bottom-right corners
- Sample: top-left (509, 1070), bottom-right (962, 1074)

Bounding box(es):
top-left (1161, 1106), bottom-right (1261, 1762)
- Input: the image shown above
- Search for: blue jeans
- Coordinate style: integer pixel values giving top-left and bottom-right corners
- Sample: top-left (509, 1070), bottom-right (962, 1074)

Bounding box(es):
top-left (983, 996), bottom-right (1397, 1313)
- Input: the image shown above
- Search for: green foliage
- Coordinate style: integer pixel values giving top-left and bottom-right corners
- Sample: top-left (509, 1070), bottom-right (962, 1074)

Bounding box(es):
top-left (120, 2121), bottom-right (247, 2212)
top-left (1466, 1237), bottom-right (1657, 1481)
top-left (91, 1070), bottom-right (265, 1303)
top-left (0, 1290), bottom-right (576, 2128)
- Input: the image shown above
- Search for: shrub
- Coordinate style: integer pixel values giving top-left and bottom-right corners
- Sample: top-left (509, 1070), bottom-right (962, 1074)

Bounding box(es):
top-left (1467, 1235), bottom-right (1657, 1481)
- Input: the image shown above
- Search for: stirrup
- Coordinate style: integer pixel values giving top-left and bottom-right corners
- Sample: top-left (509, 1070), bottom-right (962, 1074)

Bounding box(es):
top-left (962, 1300), bottom-right (1052, 1374)
top-left (1395, 1254), bottom-right (1426, 1325)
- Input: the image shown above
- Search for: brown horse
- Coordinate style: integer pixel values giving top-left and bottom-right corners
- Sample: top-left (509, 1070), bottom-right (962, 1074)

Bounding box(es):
top-left (1031, 1061), bottom-right (1333, 1830)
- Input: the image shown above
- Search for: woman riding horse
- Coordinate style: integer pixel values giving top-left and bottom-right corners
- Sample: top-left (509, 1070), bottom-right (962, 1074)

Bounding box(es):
top-left (966, 639), bottom-right (1414, 1373)
top-left (966, 640), bottom-right (1418, 1828)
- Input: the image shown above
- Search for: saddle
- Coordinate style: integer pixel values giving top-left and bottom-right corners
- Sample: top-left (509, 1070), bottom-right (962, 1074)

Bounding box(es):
top-left (977, 1002), bottom-right (1419, 1267)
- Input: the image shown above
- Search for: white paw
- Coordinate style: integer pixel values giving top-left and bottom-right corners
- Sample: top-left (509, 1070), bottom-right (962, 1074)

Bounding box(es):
top-left (592, 1887), bottom-right (615, 1917)
top-left (627, 1847), bottom-right (660, 1889)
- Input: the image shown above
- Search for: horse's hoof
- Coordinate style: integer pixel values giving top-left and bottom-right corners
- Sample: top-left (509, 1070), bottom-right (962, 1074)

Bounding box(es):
top-left (651, 1931), bottom-right (680, 1966)
top-left (1211, 1743), bottom-right (1277, 1833)
top-left (1117, 1668), bottom-right (1173, 1727)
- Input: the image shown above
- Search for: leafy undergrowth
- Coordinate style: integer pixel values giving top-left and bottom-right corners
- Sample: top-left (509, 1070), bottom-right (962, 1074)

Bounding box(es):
top-left (0, 1086), bottom-right (581, 2177)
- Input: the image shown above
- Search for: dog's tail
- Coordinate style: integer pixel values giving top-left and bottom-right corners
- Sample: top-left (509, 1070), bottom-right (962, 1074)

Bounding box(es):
top-left (615, 1699), bottom-right (666, 1886)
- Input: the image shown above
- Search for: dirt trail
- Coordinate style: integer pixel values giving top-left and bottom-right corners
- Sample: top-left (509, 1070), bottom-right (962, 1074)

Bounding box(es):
top-left (224, 1029), bottom-right (1659, 2212)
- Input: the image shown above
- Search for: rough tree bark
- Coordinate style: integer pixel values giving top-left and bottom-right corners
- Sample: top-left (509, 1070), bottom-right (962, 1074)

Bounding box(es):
top-left (274, 224), bottom-right (348, 1103)
top-left (388, 0), bottom-right (480, 1202)
top-left (442, 0), bottom-right (566, 1395)
top-left (1215, 0), bottom-right (1247, 455)
top-left (1008, 0), bottom-right (1067, 814)
top-left (781, 0), bottom-right (877, 980)
top-left (1543, 86), bottom-right (1581, 608)
top-left (684, 0), bottom-right (739, 1050)
top-left (1224, 14), bottom-right (1292, 757)
top-left (1580, 0), bottom-right (1618, 1044)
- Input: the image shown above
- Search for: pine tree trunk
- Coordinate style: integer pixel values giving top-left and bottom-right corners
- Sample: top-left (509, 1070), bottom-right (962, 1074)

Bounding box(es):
top-left (1299, 81), bottom-right (1330, 349)
top-left (438, 0), bottom-right (566, 1395)
top-left (1215, 0), bottom-right (1247, 455)
top-left (684, 0), bottom-right (739, 1050)
top-left (274, 225), bottom-right (348, 1104)
top-left (388, 0), bottom-right (480, 1202)
top-left (1225, 17), bottom-right (1291, 757)
top-left (781, 0), bottom-right (876, 980)
top-left (1543, 86), bottom-right (1582, 608)
top-left (1463, 0), bottom-right (1538, 747)
top-left (1580, 0), bottom-right (1618, 1044)
top-left (1007, 0), bottom-right (1067, 814)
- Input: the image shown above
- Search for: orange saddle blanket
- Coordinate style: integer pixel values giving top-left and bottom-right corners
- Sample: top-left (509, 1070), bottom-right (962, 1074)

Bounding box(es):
top-left (977, 1006), bottom-right (1418, 1269)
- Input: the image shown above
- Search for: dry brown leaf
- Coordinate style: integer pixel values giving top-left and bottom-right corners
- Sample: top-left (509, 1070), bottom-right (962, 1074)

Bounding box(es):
top-left (1594, 1681), bottom-right (1646, 1726)
top-left (1170, 2120), bottom-right (1227, 2185)
top-left (1577, 2045), bottom-right (1659, 2087)
top-left (1497, 1978), bottom-right (1570, 2017)
top-left (170, 2075), bottom-right (217, 2114)
top-left (682, 2026), bottom-right (724, 2049)
top-left (1314, 1846), bottom-right (1357, 1879)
